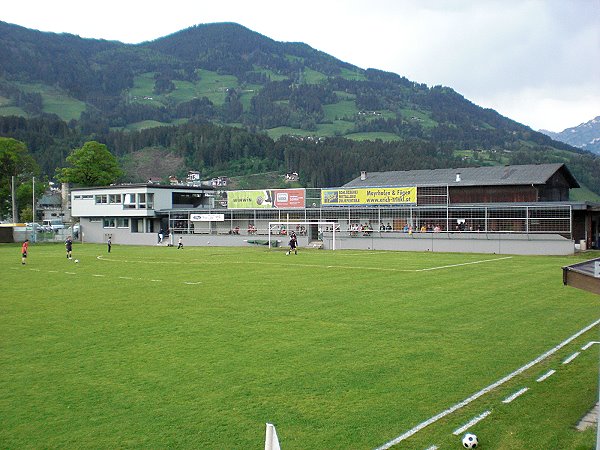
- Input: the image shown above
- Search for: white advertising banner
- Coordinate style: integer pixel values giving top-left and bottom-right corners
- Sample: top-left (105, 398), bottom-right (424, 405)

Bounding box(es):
top-left (190, 214), bottom-right (225, 222)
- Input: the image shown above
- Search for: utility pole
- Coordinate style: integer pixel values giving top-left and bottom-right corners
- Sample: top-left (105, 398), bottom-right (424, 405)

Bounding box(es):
top-left (11, 175), bottom-right (17, 223)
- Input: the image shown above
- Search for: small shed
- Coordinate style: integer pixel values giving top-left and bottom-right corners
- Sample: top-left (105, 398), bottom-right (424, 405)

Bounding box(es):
top-left (562, 258), bottom-right (600, 295)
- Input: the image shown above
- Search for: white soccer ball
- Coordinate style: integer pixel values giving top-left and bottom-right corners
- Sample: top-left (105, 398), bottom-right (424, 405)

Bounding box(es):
top-left (462, 433), bottom-right (478, 448)
top-left (74, 259), bottom-right (79, 263)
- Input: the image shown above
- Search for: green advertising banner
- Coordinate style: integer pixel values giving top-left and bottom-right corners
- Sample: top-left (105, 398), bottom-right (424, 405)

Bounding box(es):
top-left (227, 189), bottom-right (305, 209)
top-left (321, 187), bottom-right (417, 206)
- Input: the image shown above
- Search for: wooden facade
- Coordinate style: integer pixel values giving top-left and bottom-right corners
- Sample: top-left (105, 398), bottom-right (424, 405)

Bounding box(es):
top-left (449, 185), bottom-right (537, 203)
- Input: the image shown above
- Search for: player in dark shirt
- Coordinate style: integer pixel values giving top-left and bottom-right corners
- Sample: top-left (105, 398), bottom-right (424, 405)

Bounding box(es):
top-left (286, 232), bottom-right (298, 255)
top-left (65, 236), bottom-right (73, 259)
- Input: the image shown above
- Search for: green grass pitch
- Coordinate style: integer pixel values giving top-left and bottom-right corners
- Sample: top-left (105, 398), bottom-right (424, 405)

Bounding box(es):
top-left (1, 243), bottom-right (598, 449)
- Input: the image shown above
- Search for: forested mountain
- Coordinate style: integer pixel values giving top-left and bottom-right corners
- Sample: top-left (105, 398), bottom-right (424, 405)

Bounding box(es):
top-left (1, 21), bottom-right (599, 195)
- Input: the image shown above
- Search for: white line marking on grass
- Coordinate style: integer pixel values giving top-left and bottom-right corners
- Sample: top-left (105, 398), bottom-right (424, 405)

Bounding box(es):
top-left (184, 281), bottom-right (202, 285)
top-left (562, 352), bottom-right (580, 364)
top-left (119, 276), bottom-right (133, 280)
top-left (96, 253), bottom-right (511, 273)
top-left (536, 370), bottom-right (556, 382)
top-left (502, 387), bottom-right (529, 404)
top-left (150, 279), bottom-right (162, 282)
top-left (48, 270), bottom-right (58, 273)
top-left (65, 272), bottom-right (76, 275)
top-left (415, 256), bottom-right (513, 272)
top-left (374, 318), bottom-right (600, 450)
top-left (97, 255), bottom-right (180, 265)
top-left (424, 446), bottom-right (438, 450)
top-left (582, 341), bottom-right (600, 350)
top-left (452, 410), bottom-right (491, 435)
top-left (92, 274), bottom-right (105, 277)
top-left (228, 257), bottom-right (512, 273)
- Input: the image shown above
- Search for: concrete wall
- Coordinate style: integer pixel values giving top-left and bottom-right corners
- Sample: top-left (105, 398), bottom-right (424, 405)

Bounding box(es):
top-left (78, 219), bottom-right (574, 255)
top-left (79, 219), bottom-right (307, 249)
top-left (322, 233), bottom-right (574, 255)
top-left (89, 230), bottom-right (307, 249)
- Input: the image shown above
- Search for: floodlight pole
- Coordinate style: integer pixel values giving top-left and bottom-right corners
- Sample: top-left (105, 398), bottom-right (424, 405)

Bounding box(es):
top-left (32, 176), bottom-right (36, 242)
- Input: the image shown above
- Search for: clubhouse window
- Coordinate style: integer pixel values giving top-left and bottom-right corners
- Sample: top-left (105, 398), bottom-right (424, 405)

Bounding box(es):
top-left (117, 218), bottom-right (129, 228)
top-left (124, 193), bottom-right (136, 209)
top-left (95, 194), bottom-right (108, 204)
top-left (109, 194), bottom-right (122, 204)
top-left (137, 193), bottom-right (154, 209)
top-left (103, 218), bottom-right (116, 228)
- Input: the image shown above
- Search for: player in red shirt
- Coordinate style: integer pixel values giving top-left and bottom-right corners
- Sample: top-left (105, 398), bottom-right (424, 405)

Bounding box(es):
top-left (21, 239), bottom-right (29, 265)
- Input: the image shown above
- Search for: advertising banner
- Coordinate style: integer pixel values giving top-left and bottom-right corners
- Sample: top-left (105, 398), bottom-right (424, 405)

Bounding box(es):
top-left (190, 214), bottom-right (225, 221)
top-left (227, 189), bottom-right (305, 209)
top-left (321, 187), bottom-right (417, 206)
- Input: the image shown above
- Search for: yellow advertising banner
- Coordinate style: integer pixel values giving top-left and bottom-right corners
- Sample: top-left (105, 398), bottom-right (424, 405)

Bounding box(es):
top-left (321, 187), bottom-right (417, 206)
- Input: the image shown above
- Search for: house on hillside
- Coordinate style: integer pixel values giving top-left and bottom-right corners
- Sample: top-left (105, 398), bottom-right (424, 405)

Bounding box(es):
top-left (285, 172), bottom-right (300, 182)
top-left (209, 176), bottom-right (228, 187)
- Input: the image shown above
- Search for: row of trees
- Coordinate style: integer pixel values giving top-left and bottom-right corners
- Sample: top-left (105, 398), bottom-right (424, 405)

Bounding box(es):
top-left (0, 138), bottom-right (43, 222)
top-left (0, 136), bottom-right (122, 221)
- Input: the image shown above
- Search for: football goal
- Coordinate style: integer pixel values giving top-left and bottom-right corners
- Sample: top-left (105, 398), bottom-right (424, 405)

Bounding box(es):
top-left (268, 221), bottom-right (338, 250)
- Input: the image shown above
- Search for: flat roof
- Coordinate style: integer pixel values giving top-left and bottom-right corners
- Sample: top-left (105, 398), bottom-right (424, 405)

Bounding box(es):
top-left (562, 257), bottom-right (600, 296)
top-left (71, 184), bottom-right (214, 192)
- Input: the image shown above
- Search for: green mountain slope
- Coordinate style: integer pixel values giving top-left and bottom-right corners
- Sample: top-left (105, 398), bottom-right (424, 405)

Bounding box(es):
top-left (1, 21), bottom-right (599, 197)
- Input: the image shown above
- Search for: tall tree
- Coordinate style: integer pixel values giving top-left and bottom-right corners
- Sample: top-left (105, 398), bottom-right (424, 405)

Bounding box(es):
top-left (0, 137), bottom-right (40, 220)
top-left (57, 141), bottom-right (123, 186)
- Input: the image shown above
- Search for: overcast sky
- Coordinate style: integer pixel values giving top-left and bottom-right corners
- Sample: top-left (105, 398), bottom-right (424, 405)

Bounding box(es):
top-left (3, 0), bottom-right (599, 132)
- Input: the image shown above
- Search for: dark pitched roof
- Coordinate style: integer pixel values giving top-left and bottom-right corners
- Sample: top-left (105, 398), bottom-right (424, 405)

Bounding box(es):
top-left (342, 164), bottom-right (580, 188)
top-left (38, 193), bottom-right (62, 205)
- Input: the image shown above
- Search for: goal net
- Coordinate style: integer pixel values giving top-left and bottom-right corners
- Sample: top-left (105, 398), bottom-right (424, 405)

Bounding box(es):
top-left (268, 221), bottom-right (338, 250)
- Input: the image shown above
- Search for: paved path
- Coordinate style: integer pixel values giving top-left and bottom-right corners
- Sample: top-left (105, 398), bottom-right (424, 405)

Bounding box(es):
top-left (576, 402), bottom-right (599, 431)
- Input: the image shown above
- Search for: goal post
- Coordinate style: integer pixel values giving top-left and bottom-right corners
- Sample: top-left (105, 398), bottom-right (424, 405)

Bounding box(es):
top-left (268, 221), bottom-right (337, 250)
